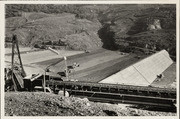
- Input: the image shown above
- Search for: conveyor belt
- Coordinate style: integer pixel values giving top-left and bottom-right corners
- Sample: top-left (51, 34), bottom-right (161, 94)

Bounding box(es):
top-left (13, 70), bottom-right (24, 89)
top-left (46, 80), bottom-right (176, 107)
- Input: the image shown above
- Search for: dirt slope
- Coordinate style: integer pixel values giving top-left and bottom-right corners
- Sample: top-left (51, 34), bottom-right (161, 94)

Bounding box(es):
top-left (5, 92), bottom-right (176, 116)
top-left (6, 12), bottom-right (102, 50)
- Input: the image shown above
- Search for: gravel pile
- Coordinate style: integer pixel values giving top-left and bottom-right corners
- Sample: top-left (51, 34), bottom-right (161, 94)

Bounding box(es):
top-left (5, 92), bottom-right (176, 116)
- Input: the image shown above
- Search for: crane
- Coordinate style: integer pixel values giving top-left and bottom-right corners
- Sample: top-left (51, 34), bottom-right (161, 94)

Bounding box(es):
top-left (6, 34), bottom-right (27, 91)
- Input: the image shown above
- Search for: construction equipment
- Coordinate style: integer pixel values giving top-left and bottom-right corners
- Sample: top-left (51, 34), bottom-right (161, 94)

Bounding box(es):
top-left (10, 35), bottom-right (26, 91)
top-left (47, 80), bottom-right (176, 108)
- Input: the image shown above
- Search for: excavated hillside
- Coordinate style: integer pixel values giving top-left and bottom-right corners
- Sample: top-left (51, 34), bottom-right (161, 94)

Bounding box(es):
top-left (99, 4), bottom-right (176, 57)
top-left (6, 4), bottom-right (176, 56)
top-left (6, 12), bottom-right (103, 50)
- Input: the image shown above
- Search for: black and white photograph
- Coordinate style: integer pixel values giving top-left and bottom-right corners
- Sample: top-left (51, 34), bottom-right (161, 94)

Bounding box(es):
top-left (0, 0), bottom-right (179, 117)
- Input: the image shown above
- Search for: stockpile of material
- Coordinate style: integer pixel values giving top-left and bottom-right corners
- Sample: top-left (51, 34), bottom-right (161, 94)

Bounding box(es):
top-left (5, 92), bottom-right (176, 116)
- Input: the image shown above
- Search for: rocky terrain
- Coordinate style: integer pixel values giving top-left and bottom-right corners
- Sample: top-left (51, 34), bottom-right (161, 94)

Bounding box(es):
top-left (99, 5), bottom-right (176, 57)
top-left (5, 92), bottom-right (176, 116)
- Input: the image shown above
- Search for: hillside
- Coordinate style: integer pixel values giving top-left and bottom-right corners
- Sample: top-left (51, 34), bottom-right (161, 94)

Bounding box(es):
top-left (6, 12), bottom-right (102, 50)
top-left (99, 4), bottom-right (176, 57)
top-left (5, 4), bottom-right (176, 56)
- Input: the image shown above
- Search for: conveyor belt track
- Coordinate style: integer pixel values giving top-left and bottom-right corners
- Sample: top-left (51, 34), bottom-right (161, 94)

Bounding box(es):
top-left (46, 80), bottom-right (176, 107)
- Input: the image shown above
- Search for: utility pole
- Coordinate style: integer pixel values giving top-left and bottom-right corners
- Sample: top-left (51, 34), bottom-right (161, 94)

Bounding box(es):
top-left (11, 35), bottom-right (17, 91)
top-left (43, 70), bottom-right (46, 92)
top-left (64, 56), bottom-right (69, 81)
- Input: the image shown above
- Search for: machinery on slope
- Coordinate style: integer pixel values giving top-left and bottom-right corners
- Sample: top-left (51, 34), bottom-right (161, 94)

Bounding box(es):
top-left (4, 35), bottom-right (176, 109)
